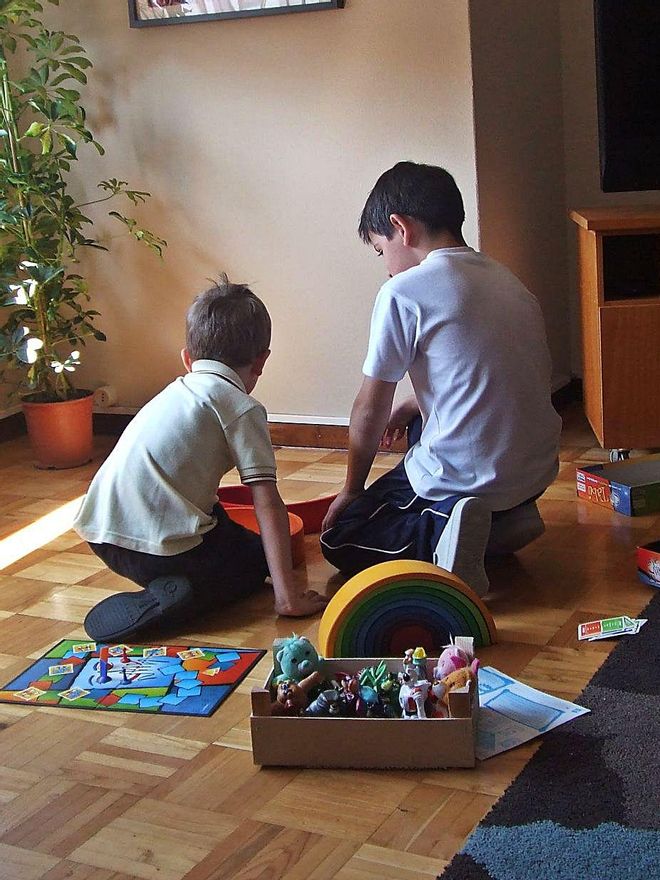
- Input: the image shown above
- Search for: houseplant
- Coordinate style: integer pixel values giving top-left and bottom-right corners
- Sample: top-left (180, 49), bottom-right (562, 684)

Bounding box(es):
top-left (0, 0), bottom-right (165, 467)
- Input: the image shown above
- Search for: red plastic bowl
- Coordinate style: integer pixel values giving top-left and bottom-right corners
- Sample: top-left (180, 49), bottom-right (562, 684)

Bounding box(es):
top-left (216, 485), bottom-right (253, 506)
top-left (216, 486), bottom-right (337, 534)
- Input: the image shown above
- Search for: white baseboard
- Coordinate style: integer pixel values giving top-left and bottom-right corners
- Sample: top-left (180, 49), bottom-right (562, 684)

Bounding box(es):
top-left (90, 405), bottom-right (350, 425)
top-left (268, 412), bottom-right (349, 426)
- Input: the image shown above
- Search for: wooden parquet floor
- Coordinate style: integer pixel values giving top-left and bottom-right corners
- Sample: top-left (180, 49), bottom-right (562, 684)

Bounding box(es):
top-left (0, 403), bottom-right (657, 880)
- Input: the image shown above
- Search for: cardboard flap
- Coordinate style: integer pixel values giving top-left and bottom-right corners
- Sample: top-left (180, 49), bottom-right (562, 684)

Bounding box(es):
top-left (453, 636), bottom-right (475, 657)
top-left (447, 681), bottom-right (472, 718)
top-left (251, 687), bottom-right (271, 717)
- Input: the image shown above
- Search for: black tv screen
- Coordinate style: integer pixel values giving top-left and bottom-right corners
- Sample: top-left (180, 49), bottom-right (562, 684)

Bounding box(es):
top-left (594, 0), bottom-right (660, 192)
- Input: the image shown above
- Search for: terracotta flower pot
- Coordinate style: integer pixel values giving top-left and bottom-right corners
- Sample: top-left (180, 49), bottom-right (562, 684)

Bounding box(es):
top-left (22, 391), bottom-right (94, 469)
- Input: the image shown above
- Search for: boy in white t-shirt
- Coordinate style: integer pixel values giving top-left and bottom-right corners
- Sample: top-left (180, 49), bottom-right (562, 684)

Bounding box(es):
top-left (321, 162), bottom-right (561, 595)
top-left (74, 276), bottom-right (327, 641)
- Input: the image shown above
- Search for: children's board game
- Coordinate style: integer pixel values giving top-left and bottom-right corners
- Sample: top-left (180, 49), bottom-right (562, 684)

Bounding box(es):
top-left (0, 640), bottom-right (265, 717)
top-left (576, 454), bottom-right (660, 516)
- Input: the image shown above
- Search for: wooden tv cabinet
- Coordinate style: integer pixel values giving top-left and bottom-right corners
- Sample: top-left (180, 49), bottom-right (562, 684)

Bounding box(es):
top-left (570, 207), bottom-right (660, 454)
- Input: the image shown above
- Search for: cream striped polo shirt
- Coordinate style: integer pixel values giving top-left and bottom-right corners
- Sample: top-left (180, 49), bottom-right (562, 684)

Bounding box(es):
top-left (73, 359), bottom-right (276, 556)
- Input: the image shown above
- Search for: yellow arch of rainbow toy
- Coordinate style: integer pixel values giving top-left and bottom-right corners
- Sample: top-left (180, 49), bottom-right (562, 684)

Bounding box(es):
top-left (318, 560), bottom-right (497, 657)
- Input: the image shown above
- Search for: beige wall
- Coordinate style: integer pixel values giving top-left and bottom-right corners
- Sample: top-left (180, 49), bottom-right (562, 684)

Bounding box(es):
top-left (560, 0), bottom-right (660, 374)
top-left (10, 2), bottom-right (628, 421)
top-left (36, 0), bottom-right (477, 421)
top-left (470, 0), bottom-right (571, 390)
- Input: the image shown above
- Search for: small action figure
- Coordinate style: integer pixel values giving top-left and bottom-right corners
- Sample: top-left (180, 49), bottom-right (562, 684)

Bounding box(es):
top-left (305, 688), bottom-right (341, 716)
top-left (270, 670), bottom-right (322, 715)
top-left (398, 649), bottom-right (432, 719)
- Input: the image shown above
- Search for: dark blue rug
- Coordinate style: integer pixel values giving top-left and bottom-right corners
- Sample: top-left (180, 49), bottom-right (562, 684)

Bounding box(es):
top-left (439, 591), bottom-right (660, 880)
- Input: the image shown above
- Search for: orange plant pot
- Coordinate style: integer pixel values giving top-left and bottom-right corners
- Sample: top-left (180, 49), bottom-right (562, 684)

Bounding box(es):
top-left (21, 392), bottom-right (93, 469)
top-left (223, 505), bottom-right (306, 568)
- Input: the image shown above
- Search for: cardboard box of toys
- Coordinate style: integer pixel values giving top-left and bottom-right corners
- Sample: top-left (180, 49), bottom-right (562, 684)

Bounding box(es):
top-left (250, 636), bottom-right (479, 769)
top-left (576, 454), bottom-right (660, 516)
top-left (637, 540), bottom-right (660, 588)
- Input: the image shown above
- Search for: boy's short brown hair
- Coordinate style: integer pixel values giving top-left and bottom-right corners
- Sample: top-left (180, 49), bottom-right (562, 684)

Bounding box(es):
top-left (186, 274), bottom-right (271, 368)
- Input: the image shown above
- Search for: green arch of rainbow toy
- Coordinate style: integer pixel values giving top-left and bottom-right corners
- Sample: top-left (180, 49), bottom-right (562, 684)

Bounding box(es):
top-left (318, 560), bottom-right (496, 657)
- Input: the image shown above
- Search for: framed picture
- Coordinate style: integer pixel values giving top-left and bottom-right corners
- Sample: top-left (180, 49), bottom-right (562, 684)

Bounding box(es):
top-left (128, 0), bottom-right (345, 28)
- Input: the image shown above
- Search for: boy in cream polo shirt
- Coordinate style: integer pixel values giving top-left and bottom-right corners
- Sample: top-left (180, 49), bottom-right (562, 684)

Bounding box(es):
top-left (74, 276), bottom-right (327, 641)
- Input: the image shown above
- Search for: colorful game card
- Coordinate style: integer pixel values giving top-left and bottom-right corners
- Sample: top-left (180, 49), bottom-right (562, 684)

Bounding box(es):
top-left (142, 646), bottom-right (167, 658)
top-left (578, 616), bottom-right (646, 640)
top-left (586, 618), bottom-right (647, 640)
top-left (48, 663), bottom-right (74, 676)
top-left (60, 687), bottom-right (90, 701)
top-left (108, 644), bottom-right (131, 657)
top-left (15, 687), bottom-right (47, 701)
top-left (72, 642), bottom-right (97, 653)
top-left (177, 648), bottom-right (205, 660)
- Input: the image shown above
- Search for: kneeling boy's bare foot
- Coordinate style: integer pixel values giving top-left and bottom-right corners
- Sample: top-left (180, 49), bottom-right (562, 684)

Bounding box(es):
top-left (275, 590), bottom-right (328, 617)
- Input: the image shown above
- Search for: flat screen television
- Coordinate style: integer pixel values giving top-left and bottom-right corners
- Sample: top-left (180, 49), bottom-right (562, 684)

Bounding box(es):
top-left (594, 0), bottom-right (660, 192)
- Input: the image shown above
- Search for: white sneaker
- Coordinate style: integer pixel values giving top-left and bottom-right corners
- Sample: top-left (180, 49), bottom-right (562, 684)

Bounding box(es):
top-left (433, 497), bottom-right (491, 597)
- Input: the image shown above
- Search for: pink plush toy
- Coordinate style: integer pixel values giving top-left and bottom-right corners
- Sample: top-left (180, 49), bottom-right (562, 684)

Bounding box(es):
top-left (432, 644), bottom-right (480, 681)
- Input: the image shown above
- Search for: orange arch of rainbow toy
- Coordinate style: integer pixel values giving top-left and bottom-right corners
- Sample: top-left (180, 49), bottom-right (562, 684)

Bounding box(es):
top-left (318, 560), bottom-right (496, 657)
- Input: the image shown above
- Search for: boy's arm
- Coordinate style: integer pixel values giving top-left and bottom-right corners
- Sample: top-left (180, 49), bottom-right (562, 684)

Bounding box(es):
top-left (322, 376), bottom-right (396, 530)
top-left (250, 480), bottom-right (327, 617)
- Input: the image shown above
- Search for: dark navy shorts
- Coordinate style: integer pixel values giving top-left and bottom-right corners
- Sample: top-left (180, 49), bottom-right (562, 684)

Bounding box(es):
top-left (320, 416), bottom-right (540, 575)
top-left (320, 456), bottom-right (462, 575)
top-left (320, 416), bottom-right (463, 575)
top-left (89, 503), bottom-right (269, 608)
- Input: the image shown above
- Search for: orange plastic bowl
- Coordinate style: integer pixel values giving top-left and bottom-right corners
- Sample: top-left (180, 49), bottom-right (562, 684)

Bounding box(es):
top-left (223, 505), bottom-right (306, 568)
top-left (217, 486), bottom-right (337, 534)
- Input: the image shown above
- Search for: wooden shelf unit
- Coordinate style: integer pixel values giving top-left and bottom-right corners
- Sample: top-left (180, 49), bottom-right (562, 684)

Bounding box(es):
top-left (570, 207), bottom-right (660, 450)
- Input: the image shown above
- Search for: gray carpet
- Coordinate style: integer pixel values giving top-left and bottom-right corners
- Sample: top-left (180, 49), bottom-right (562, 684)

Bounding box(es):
top-left (438, 591), bottom-right (660, 879)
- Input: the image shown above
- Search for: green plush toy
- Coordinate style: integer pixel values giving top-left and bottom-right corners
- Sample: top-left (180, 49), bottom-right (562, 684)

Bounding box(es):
top-left (273, 635), bottom-right (323, 684)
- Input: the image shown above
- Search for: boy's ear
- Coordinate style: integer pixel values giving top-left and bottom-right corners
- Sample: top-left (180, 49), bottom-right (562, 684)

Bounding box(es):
top-left (252, 349), bottom-right (270, 377)
top-left (181, 348), bottom-right (193, 373)
top-left (389, 213), bottom-right (416, 246)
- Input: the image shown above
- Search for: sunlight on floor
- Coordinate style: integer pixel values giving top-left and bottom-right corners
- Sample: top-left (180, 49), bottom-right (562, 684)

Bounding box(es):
top-left (0, 495), bottom-right (85, 570)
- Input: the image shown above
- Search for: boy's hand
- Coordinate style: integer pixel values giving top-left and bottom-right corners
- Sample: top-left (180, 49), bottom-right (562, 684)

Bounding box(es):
top-left (275, 590), bottom-right (328, 617)
top-left (321, 487), bottom-right (361, 531)
top-left (381, 396), bottom-right (420, 449)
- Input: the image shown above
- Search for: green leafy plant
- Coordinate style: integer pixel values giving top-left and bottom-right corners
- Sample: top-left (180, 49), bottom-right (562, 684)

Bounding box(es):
top-left (0, 0), bottom-right (165, 402)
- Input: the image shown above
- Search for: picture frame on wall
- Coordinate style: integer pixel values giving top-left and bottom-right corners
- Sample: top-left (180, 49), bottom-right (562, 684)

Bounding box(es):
top-left (128, 0), bottom-right (345, 28)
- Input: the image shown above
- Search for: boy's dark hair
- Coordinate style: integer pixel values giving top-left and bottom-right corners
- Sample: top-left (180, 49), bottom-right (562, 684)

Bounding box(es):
top-left (186, 274), bottom-right (271, 368)
top-left (358, 161), bottom-right (465, 242)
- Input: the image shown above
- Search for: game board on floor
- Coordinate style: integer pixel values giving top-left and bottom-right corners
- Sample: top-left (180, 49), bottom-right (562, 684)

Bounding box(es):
top-left (0, 640), bottom-right (265, 717)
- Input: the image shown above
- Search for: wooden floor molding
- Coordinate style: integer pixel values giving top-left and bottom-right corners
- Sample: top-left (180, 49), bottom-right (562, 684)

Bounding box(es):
top-left (0, 401), bottom-right (656, 880)
top-left (1, 379), bottom-right (583, 449)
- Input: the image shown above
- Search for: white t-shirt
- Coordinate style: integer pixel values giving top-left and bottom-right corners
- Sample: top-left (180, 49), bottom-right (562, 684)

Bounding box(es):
top-left (73, 360), bottom-right (276, 556)
top-left (362, 247), bottom-right (561, 510)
